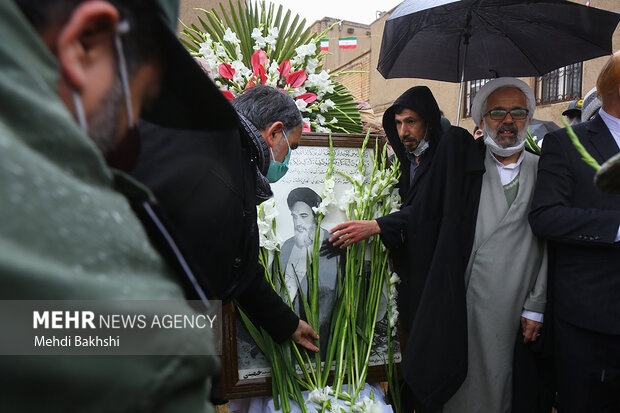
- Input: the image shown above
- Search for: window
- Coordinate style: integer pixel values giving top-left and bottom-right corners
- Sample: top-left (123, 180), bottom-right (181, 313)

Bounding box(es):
top-left (463, 79), bottom-right (491, 118)
top-left (536, 62), bottom-right (582, 105)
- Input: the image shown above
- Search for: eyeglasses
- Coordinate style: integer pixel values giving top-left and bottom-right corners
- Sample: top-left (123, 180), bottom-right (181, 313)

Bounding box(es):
top-left (483, 108), bottom-right (529, 121)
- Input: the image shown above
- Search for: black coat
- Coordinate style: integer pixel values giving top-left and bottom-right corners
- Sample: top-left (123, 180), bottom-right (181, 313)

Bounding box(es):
top-left (529, 114), bottom-right (620, 334)
top-left (401, 126), bottom-right (485, 410)
top-left (132, 121), bottom-right (298, 342)
top-left (376, 86), bottom-right (442, 274)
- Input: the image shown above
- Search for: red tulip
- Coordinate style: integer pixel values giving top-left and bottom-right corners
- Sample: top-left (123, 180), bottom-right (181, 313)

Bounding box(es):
top-left (251, 49), bottom-right (268, 72)
top-left (296, 92), bottom-right (317, 104)
top-left (221, 90), bottom-right (235, 100)
top-left (218, 62), bottom-right (235, 80)
top-left (285, 69), bottom-right (307, 88)
top-left (278, 60), bottom-right (291, 79)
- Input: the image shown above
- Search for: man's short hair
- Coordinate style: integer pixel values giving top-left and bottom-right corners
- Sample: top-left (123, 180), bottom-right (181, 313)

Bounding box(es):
top-left (287, 187), bottom-right (321, 211)
top-left (14, 0), bottom-right (165, 76)
top-left (232, 85), bottom-right (302, 135)
top-left (596, 51), bottom-right (620, 101)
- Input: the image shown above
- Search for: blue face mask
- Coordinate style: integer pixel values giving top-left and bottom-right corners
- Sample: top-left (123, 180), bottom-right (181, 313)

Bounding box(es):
top-left (266, 131), bottom-right (291, 183)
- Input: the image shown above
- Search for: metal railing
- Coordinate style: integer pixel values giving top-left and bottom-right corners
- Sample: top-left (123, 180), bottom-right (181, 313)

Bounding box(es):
top-left (536, 63), bottom-right (582, 105)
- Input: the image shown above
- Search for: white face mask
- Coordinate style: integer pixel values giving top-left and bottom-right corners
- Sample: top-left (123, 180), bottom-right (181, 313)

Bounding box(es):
top-left (482, 118), bottom-right (529, 157)
top-left (406, 126), bottom-right (430, 160)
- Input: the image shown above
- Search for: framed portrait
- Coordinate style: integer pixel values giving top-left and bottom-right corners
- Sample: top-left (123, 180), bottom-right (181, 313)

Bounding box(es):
top-left (220, 132), bottom-right (403, 399)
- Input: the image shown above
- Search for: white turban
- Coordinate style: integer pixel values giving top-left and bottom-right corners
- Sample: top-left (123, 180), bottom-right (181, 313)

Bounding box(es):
top-left (471, 77), bottom-right (536, 127)
top-left (582, 87), bottom-right (602, 122)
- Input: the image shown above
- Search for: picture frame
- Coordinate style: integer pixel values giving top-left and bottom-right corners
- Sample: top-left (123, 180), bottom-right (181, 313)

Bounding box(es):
top-left (220, 132), bottom-right (403, 399)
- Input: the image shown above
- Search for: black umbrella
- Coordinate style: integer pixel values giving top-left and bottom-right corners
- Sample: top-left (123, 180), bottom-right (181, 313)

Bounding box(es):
top-left (528, 118), bottom-right (560, 139)
top-left (377, 0), bottom-right (619, 123)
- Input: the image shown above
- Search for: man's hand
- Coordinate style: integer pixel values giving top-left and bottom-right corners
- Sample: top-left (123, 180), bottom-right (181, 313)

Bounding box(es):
top-left (291, 320), bottom-right (319, 352)
top-left (328, 220), bottom-right (381, 248)
top-left (521, 316), bottom-right (543, 343)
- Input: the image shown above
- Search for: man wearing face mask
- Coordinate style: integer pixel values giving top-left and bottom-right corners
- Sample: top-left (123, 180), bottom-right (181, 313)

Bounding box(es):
top-left (327, 86), bottom-right (443, 280)
top-left (400, 78), bottom-right (548, 413)
top-left (1, 0), bottom-right (240, 411)
top-left (133, 85), bottom-right (319, 364)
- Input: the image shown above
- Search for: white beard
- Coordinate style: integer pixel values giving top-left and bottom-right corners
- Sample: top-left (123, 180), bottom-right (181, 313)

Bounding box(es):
top-left (482, 119), bottom-right (529, 157)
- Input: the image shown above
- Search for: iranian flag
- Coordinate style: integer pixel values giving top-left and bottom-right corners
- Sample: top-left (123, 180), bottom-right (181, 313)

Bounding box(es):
top-left (320, 39), bottom-right (329, 51)
top-left (339, 37), bottom-right (357, 49)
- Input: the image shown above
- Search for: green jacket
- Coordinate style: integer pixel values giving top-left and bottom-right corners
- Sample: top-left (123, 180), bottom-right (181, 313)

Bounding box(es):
top-left (0, 1), bottom-right (218, 412)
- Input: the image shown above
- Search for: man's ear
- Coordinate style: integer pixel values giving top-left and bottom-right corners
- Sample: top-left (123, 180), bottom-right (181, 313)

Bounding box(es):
top-left (263, 121), bottom-right (284, 147)
top-left (55, 1), bottom-right (119, 92)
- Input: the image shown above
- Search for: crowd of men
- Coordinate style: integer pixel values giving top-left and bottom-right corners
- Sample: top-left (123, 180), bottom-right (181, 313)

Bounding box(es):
top-left (0, 0), bottom-right (618, 412)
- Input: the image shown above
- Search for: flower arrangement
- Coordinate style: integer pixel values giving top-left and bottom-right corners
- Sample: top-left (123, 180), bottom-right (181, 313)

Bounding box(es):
top-left (181, 0), bottom-right (363, 134)
top-left (251, 134), bottom-right (402, 412)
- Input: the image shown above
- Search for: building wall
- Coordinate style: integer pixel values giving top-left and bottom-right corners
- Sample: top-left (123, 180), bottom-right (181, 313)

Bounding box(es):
top-left (332, 51), bottom-right (371, 103)
top-left (310, 18), bottom-right (372, 71)
top-left (369, 0), bottom-right (620, 133)
top-left (178, 0), bottom-right (235, 34)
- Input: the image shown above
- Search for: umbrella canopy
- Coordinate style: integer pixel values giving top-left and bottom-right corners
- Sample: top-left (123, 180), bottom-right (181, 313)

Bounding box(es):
top-left (378, 0), bottom-right (620, 82)
top-left (528, 118), bottom-right (560, 138)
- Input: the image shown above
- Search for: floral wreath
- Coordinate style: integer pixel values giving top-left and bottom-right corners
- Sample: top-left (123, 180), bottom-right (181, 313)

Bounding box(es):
top-left (181, 0), bottom-right (363, 134)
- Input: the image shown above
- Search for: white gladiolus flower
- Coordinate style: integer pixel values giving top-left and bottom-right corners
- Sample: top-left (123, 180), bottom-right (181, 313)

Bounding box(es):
top-left (330, 117), bottom-right (338, 124)
top-left (316, 126), bottom-right (331, 133)
top-left (268, 61), bottom-right (280, 75)
top-left (198, 41), bottom-right (212, 57)
top-left (307, 386), bottom-right (332, 404)
top-left (261, 198), bottom-right (278, 220)
top-left (306, 57), bottom-right (319, 74)
top-left (338, 188), bottom-right (356, 212)
top-left (295, 99), bottom-right (309, 112)
top-left (313, 177), bottom-right (335, 216)
top-left (265, 26), bottom-right (279, 47)
top-left (390, 273), bottom-right (401, 284)
top-left (294, 43), bottom-right (316, 58)
top-left (257, 199), bottom-right (280, 251)
top-left (215, 43), bottom-right (228, 58)
top-left (352, 173), bottom-right (365, 186)
top-left (319, 99), bottom-right (336, 113)
top-left (316, 114), bottom-right (326, 125)
top-left (223, 28), bottom-right (240, 45)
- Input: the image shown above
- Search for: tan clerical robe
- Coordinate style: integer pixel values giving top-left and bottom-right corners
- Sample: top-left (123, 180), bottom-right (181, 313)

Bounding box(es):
top-left (443, 149), bottom-right (547, 413)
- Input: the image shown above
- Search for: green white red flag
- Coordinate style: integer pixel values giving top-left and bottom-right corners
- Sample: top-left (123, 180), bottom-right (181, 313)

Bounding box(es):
top-left (338, 37), bottom-right (357, 49)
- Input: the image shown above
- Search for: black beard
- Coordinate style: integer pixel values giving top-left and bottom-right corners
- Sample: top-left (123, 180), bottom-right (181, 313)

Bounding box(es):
top-left (88, 76), bottom-right (123, 155)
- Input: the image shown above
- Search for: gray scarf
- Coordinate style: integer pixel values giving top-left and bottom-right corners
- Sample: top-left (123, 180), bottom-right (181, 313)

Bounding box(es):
top-left (237, 113), bottom-right (273, 203)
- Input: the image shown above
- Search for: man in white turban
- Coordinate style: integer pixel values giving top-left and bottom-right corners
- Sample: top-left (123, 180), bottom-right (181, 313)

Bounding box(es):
top-left (400, 78), bottom-right (548, 413)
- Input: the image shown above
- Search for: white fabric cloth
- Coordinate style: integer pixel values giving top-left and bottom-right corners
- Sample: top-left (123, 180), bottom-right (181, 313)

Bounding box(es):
top-left (598, 108), bottom-right (620, 242)
top-left (522, 310), bottom-right (544, 323)
top-left (491, 150), bottom-right (525, 185)
top-left (229, 383), bottom-right (393, 413)
top-left (471, 78), bottom-right (536, 127)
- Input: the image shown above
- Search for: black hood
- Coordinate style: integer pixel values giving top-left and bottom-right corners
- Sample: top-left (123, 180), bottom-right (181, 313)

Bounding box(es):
top-left (382, 86), bottom-right (442, 163)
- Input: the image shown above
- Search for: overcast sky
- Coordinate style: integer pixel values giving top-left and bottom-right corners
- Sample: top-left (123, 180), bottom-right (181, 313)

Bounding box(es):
top-left (268, 0), bottom-right (404, 25)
